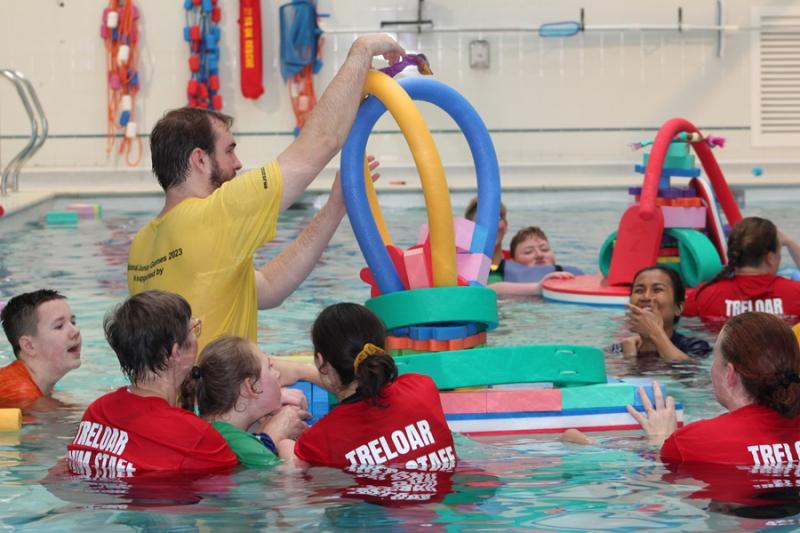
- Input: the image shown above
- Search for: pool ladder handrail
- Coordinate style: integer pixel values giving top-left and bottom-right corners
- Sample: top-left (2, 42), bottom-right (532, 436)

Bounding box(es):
top-left (1, 69), bottom-right (49, 196)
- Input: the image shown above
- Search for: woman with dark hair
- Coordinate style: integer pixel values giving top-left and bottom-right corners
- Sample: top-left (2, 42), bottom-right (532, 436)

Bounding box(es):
top-left (683, 217), bottom-right (800, 320)
top-left (630, 312), bottom-right (800, 464)
top-left (608, 266), bottom-right (711, 362)
top-left (290, 303), bottom-right (456, 469)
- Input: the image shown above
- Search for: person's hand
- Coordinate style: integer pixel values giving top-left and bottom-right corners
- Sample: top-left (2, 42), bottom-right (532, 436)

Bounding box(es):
top-left (625, 303), bottom-right (663, 341)
top-left (260, 405), bottom-right (311, 442)
top-left (351, 34), bottom-right (405, 65)
top-left (621, 335), bottom-right (642, 358)
top-left (329, 155), bottom-right (380, 215)
top-left (542, 271), bottom-right (575, 282)
top-left (625, 381), bottom-right (677, 446)
top-left (280, 387), bottom-right (308, 410)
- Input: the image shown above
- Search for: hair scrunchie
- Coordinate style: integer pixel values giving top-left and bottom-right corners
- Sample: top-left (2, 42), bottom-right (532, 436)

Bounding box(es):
top-left (780, 369), bottom-right (800, 388)
top-left (353, 343), bottom-right (384, 371)
top-left (191, 365), bottom-right (203, 380)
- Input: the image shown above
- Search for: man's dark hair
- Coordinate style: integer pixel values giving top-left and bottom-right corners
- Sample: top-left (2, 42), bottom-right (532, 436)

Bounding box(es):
top-left (1, 289), bottom-right (66, 357)
top-left (104, 290), bottom-right (192, 384)
top-left (150, 107), bottom-right (234, 191)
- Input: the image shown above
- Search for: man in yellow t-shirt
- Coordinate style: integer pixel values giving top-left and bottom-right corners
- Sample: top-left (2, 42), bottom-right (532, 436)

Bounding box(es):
top-left (128, 35), bottom-right (404, 352)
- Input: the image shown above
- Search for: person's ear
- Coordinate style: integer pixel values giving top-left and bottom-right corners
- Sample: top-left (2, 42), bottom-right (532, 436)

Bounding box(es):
top-left (240, 378), bottom-right (259, 399)
top-left (314, 352), bottom-right (327, 375)
top-left (674, 301), bottom-right (684, 318)
top-left (189, 147), bottom-right (209, 173)
top-left (18, 335), bottom-right (35, 356)
top-left (725, 361), bottom-right (740, 389)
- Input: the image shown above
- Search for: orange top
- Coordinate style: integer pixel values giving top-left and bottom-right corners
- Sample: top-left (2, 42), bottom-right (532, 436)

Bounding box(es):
top-left (0, 360), bottom-right (43, 404)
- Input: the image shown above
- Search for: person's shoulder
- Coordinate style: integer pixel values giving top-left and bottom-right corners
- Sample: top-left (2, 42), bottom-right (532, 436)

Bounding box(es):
top-left (396, 373), bottom-right (438, 392)
top-left (671, 331), bottom-right (711, 357)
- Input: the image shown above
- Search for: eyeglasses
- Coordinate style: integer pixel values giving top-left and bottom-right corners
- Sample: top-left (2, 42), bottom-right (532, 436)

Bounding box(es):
top-left (190, 318), bottom-right (202, 338)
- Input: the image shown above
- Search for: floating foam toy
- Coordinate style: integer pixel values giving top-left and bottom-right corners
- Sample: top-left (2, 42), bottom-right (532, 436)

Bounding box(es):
top-left (0, 409), bottom-right (21, 432)
top-left (46, 211), bottom-right (80, 225)
top-left (502, 261), bottom-right (584, 283)
top-left (292, 70), bottom-right (685, 435)
top-left (64, 203), bottom-right (103, 219)
top-left (545, 118), bottom-right (743, 307)
top-left (46, 204), bottom-right (103, 225)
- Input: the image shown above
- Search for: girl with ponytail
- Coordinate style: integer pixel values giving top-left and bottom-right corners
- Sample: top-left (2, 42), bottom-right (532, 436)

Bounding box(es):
top-left (291, 303), bottom-right (456, 469)
top-left (683, 217), bottom-right (800, 320)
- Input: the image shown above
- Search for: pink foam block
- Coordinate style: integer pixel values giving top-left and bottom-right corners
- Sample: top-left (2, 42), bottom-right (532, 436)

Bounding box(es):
top-left (456, 252), bottom-right (491, 285)
top-left (660, 206), bottom-right (707, 229)
top-left (486, 388), bottom-right (562, 412)
top-left (440, 388), bottom-right (562, 414)
top-left (403, 247), bottom-right (432, 289)
top-left (417, 217), bottom-right (477, 253)
top-left (64, 203), bottom-right (100, 219)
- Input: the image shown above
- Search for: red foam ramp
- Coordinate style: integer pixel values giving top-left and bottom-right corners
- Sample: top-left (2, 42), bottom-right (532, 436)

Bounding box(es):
top-left (607, 205), bottom-right (664, 286)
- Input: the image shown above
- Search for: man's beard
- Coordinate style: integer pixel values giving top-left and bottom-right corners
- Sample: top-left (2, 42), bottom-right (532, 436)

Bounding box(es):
top-left (209, 157), bottom-right (234, 190)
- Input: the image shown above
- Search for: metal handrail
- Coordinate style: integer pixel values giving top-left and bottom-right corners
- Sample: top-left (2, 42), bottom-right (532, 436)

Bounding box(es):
top-left (1, 70), bottom-right (48, 195)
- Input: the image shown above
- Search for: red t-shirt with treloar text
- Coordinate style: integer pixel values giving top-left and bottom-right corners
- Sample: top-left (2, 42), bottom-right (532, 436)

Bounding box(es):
top-left (295, 373), bottom-right (456, 469)
top-left (683, 274), bottom-right (800, 320)
top-left (661, 403), bottom-right (800, 465)
top-left (67, 387), bottom-right (237, 475)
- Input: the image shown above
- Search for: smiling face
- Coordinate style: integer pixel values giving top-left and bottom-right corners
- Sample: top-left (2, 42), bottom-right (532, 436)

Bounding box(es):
top-left (29, 299), bottom-right (81, 373)
top-left (208, 120), bottom-right (242, 190)
top-left (630, 269), bottom-right (682, 329)
top-left (513, 236), bottom-right (556, 267)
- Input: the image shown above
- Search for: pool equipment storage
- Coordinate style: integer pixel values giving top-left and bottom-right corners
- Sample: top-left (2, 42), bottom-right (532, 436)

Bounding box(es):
top-left (544, 118), bottom-right (743, 307)
top-left (101, 0), bottom-right (142, 166)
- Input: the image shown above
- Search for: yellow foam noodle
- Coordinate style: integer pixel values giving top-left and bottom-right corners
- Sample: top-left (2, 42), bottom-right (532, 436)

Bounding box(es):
top-left (363, 71), bottom-right (457, 287)
top-left (364, 158), bottom-right (392, 245)
top-left (277, 353), bottom-right (315, 364)
top-left (0, 408), bottom-right (21, 432)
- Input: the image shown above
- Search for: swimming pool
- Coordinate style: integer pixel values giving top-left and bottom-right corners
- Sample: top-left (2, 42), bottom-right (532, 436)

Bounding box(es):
top-left (2, 186), bottom-right (800, 530)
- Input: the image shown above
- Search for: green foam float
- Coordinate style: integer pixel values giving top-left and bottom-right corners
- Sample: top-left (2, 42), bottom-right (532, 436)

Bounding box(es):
top-left (666, 228), bottom-right (722, 287)
top-left (366, 286), bottom-right (498, 330)
top-left (45, 211), bottom-right (79, 225)
top-left (394, 344), bottom-right (606, 389)
top-left (599, 228), bottom-right (721, 287)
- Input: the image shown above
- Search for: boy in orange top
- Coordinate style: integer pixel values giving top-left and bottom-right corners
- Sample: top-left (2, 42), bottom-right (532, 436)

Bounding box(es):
top-left (0, 290), bottom-right (82, 405)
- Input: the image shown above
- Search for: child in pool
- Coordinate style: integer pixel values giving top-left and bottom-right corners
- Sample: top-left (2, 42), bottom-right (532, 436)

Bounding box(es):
top-left (607, 266), bottom-right (711, 362)
top-left (0, 289), bottom-right (82, 407)
top-left (185, 336), bottom-right (317, 468)
top-left (289, 302), bottom-right (456, 469)
top-left (490, 226), bottom-right (578, 296)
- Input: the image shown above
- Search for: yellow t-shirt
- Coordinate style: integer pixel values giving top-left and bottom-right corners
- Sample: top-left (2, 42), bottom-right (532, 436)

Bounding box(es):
top-left (127, 161), bottom-right (284, 353)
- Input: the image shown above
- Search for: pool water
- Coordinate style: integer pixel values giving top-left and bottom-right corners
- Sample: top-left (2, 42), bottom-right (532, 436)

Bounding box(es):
top-left (1, 187), bottom-right (800, 530)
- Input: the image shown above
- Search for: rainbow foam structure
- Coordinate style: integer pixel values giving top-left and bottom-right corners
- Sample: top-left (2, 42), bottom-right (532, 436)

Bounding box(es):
top-left (289, 73), bottom-right (690, 435)
top-left (544, 118), bottom-right (743, 307)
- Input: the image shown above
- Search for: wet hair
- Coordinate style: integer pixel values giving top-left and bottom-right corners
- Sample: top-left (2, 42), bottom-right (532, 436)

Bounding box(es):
top-left (464, 197), bottom-right (507, 223)
top-left (1, 289), bottom-right (66, 357)
top-left (510, 226), bottom-right (550, 259)
top-left (183, 336), bottom-right (261, 415)
top-left (312, 303), bottom-right (395, 405)
top-left (104, 290), bottom-right (192, 385)
top-left (720, 312), bottom-right (800, 417)
top-left (698, 217), bottom-right (779, 295)
top-left (150, 107), bottom-right (234, 191)
top-left (630, 266), bottom-right (686, 325)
